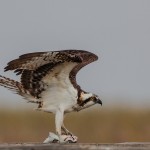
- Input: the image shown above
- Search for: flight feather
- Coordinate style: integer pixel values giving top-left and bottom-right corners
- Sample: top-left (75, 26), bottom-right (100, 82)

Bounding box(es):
top-left (4, 50), bottom-right (98, 99)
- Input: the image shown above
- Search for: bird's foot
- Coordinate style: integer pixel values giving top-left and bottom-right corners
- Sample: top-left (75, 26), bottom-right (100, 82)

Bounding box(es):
top-left (43, 132), bottom-right (78, 143)
top-left (59, 134), bottom-right (78, 143)
top-left (43, 132), bottom-right (59, 143)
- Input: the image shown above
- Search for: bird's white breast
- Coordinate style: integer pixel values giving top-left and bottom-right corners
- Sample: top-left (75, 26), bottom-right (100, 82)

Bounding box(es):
top-left (40, 62), bottom-right (78, 114)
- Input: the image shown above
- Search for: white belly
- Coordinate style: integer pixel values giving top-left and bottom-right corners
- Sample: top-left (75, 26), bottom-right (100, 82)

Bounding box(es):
top-left (41, 86), bottom-right (77, 113)
top-left (39, 63), bottom-right (78, 113)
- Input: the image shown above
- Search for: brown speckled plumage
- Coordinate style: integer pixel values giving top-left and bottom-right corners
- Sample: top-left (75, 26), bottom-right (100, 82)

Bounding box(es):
top-left (2, 50), bottom-right (98, 102)
top-left (0, 50), bottom-right (101, 143)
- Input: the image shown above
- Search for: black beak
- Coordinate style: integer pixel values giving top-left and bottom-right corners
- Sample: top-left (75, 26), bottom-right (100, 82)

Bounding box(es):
top-left (96, 99), bottom-right (102, 106)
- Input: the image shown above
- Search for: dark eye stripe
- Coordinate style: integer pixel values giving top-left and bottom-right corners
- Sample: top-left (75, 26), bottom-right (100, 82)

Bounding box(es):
top-left (80, 97), bottom-right (91, 106)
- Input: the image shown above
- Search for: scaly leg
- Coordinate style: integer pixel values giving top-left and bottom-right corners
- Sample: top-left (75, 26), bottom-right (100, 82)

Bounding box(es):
top-left (61, 124), bottom-right (73, 135)
top-left (43, 110), bottom-right (66, 143)
top-left (43, 110), bottom-right (63, 144)
top-left (43, 109), bottom-right (78, 143)
top-left (55, 110), bottom-right (77, 143)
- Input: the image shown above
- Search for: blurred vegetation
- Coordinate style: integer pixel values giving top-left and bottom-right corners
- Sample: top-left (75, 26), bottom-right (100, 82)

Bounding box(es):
top-left (0, 106), bottom-right (150, 143)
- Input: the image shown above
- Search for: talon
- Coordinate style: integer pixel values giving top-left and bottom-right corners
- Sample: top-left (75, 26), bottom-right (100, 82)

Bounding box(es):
top-left (59, 135), bottom-right (78, 143)
top-left (43, 132), bottom-right (78, 143)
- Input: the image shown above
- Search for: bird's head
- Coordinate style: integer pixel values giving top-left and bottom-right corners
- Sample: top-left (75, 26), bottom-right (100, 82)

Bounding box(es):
top-left (79, 92), bottom-right (102, 108)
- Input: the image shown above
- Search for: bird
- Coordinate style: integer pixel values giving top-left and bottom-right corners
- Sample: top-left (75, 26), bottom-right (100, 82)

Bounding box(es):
top-left (0, 49), bottom-right (102, 143)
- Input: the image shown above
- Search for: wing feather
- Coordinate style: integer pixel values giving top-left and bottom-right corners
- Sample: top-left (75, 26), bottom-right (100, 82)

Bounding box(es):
top-left (4, 50), bottom-right (98, 98)
top-left (4, 50), bottom-right (82, 72)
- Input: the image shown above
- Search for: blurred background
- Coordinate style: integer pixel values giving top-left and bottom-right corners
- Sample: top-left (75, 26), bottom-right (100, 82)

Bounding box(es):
top-left (0, 0), bottom-right (150, 143)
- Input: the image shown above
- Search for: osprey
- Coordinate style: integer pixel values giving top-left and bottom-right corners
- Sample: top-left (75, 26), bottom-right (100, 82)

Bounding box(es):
top-left (0, 50), bottom-right (102, 143)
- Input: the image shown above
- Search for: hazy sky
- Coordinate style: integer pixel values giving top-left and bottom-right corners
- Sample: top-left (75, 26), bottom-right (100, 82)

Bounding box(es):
top-left (0, 0), bottom-right (150, 108)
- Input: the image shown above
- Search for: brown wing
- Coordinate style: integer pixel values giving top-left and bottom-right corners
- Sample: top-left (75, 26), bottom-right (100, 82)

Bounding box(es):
top-left (68, 50), bottom-right (98, 89)
top-left (4, 50), bottom-right (98, 98)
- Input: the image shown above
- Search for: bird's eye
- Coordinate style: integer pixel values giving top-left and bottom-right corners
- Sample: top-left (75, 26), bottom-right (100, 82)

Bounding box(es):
top-left (93, 96), bottom-right (99, 102)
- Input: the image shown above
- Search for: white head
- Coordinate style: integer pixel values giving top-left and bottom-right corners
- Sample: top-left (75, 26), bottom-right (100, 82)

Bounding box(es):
top-left (79, 92), bottom-right (102, 108)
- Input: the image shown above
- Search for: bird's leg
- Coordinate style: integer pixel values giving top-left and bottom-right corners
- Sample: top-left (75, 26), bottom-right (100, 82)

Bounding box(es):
top-left (55, 109), bottom-right (78, 143)
top-left (61, 123), bottom-right (73, 135)
top-left (55, 110), bottom-right (63, 135)
top-left (43, 109), bottom-right (78, 143)
top-left (43, 109), bottom-right (65, 144)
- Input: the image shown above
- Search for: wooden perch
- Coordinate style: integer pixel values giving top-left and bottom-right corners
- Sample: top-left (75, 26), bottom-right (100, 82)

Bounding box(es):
top-left (0, 142), bottom-right (150, 150)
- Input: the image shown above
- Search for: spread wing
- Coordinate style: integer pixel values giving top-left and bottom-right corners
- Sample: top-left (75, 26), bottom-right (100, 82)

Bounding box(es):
top-left (4, 50), bottom-right (98, 99)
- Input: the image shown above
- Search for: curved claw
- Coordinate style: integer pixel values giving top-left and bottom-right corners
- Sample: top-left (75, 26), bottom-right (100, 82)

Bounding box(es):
top-left (59, 135), bottom-right (78, 143)
top-left (43, 132), bottom-right (78, 143)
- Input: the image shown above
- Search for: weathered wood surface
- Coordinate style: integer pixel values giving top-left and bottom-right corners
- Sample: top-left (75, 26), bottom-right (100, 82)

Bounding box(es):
top-left (0, 143), bottom-right (150, 150)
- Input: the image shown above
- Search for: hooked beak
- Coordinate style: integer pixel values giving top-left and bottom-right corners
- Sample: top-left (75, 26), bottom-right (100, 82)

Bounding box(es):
top-left (96, 99), bottom-right (102, 106)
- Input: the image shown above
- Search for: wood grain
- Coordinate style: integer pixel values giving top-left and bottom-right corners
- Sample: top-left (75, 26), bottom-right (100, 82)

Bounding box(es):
top-left (0, 143), bottom-right (150, 150)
